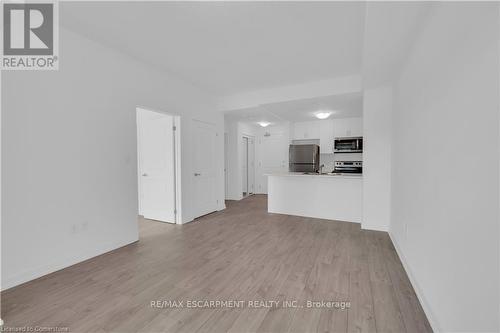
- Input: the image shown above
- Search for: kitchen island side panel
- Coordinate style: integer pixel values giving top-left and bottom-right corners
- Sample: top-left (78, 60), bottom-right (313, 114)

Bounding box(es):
top-left (267, 175), bottom-right (363, 223)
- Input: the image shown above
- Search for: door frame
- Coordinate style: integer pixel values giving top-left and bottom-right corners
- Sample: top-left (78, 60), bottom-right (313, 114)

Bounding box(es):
top-left (136, 106), bottom-right (182, 224)
top-left (242, 136), bottom-right (249, 196)
top-left (224, 132), bottom-right (229, 199)
top-left (242, 133), bottom-right (255, 197)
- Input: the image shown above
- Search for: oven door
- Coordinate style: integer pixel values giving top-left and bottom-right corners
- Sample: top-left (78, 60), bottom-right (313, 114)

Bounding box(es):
top-left (334, 166), bottom-right (362, 173)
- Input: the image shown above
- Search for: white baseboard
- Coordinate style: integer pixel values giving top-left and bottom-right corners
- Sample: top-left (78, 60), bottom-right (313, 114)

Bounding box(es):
top-left (180, 217), bottom-right (195, 225)
top-left (361, 224), bottom-right (389, 232)
top-left (388, 232), bottom-right (441, 333)
top-left (1, 237), bottom-right (138, 291)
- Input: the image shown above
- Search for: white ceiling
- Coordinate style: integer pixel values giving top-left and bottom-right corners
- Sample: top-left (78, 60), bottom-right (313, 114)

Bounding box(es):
top-left (61, 2), bottom-right (365, 97)
top-left (363, 2), bottom-right (431, 87)
top-left (225, 92), bottom-right (363, 125)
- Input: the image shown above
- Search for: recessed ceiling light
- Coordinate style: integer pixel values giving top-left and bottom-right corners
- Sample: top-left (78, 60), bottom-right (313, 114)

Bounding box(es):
top-left (258, 121), bottom-right (271, 127)
top-left (315, 112), bottom-right (332, 120)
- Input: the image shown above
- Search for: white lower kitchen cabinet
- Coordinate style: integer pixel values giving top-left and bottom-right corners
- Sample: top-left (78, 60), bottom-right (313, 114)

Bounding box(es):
top-left (267, 173), bottom-right (363, 223)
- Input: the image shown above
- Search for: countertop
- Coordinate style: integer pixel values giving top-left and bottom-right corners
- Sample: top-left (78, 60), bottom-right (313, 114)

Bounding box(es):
top-left (266, 172), bottom-right (363, 179)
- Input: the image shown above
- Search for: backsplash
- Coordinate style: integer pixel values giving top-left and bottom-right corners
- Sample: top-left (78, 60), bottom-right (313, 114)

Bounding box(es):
top-left (319, 154), bottom-right (335, 172)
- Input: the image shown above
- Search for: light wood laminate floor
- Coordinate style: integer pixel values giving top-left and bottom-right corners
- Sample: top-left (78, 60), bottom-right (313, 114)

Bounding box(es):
top-left (2, 195), bottom-right (432, 332)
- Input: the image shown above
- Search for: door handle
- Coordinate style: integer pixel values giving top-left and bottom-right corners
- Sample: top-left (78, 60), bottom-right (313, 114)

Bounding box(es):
top-left (142, 173), bottom-right (148, 177)
top-left (194, 173), bottom-right (201, 176)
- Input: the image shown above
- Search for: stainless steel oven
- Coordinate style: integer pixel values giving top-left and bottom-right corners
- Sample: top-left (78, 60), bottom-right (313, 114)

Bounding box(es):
top-left (334, 161), bottom-right (362, 174)
top-left (334, 137), bottom-right (363, 153)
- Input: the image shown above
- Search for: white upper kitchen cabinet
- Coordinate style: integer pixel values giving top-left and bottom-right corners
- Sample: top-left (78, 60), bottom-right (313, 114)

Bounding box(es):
top-left (319, 119), bottom-right (334, 153)
top-left (292, 121), bottom-right (320, 140)
top-left (291, 119), bottom-right (335, 153)
top-left (333, 117), bottom-right (363, 138)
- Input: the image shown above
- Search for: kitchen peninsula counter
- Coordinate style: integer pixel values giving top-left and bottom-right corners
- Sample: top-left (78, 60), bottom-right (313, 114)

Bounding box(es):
top-left (266, 172), bottom-right (362, 223)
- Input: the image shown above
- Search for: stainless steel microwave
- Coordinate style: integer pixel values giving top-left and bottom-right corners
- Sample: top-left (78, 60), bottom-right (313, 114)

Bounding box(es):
top-left (334, 137), bottom-right (363, 153)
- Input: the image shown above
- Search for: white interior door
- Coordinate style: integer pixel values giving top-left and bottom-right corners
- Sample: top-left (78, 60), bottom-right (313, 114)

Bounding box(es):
top-left (137, 108), bottom-right (175, 223)
top-left (193, 120), bottom-right (217, 217)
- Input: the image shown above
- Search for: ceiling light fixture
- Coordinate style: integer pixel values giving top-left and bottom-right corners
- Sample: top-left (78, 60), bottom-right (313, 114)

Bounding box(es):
top-left (258, 121), bottom-right (271, 127)
top-left (315, 111), bottom-right (332, 120)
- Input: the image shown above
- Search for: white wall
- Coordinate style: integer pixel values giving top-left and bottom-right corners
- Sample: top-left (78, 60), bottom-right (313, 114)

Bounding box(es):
top-left (390, 3), bottom-right (499, 331)
top-left (362, 2), bottom-right (431, 88)
top-left (362, 86), bottom-right (392, 231)
top-left (2, 27), bottom-right (224, 290)
top-left (224, 120), bottom-right (238, 200)
top-left (498, 6), bottom-right (500, 327)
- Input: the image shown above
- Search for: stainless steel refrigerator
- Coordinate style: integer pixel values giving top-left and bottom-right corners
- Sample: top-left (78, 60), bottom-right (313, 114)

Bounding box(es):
top-left (289, 144), bottom-right (320, 173)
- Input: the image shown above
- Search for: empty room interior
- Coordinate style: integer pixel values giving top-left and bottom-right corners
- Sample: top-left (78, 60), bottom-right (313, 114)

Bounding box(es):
top-left (2, 1), bottom-right (500, 332)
